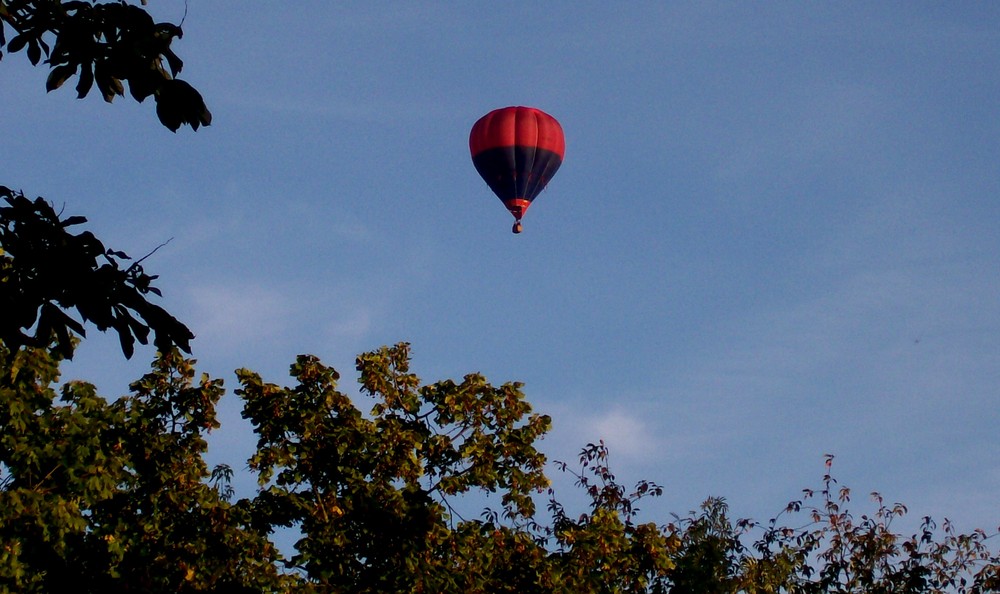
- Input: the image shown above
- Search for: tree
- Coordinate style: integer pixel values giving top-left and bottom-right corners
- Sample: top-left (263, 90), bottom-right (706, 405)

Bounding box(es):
top-left (734, 457), bottom-right (1000, 593)
top-left (237, 343), bottom-right (553, 592)
top-left (0, 341), bottom-right (291, 592)
top-left (3, 335), bottom-right (997, 592)
top-left (1, 0), bottom-right (202, 364)
top-left (0, 0), bottom-right (211, 131)
top-left (0, 187), bottom-right (194, 363)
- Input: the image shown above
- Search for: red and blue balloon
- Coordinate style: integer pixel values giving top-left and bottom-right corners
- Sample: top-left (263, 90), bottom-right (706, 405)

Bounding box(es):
top-left (470, 106), bottom-right (565, 233)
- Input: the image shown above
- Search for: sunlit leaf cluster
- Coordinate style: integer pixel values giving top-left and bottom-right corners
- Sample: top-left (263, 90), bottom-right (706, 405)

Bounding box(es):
top-left (2, 332), bottom-right (997, 592)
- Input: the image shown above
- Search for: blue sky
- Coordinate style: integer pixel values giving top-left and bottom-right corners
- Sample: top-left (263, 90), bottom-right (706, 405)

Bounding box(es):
top-left (4, 3), bottom-right (998, 532)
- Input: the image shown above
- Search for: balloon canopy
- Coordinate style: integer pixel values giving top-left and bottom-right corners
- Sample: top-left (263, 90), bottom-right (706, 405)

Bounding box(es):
top-left (469, 106), bottom-right (565, 233)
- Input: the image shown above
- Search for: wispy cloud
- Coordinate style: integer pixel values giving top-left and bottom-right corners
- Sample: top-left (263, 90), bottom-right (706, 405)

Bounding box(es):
top-left (323, 305), bottom-right (375, 342)
top-left (546, 403), bottom-right (667, 463)
top-left (591, 409), bottom-right (659, 458)
top-left (186, 283), bottom-right (291, 349)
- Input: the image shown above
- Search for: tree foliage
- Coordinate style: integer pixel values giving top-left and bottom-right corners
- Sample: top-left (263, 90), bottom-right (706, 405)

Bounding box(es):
top-left (0, 342), bottom-right (289, 592)
top-left (1, 336), bottom-right (998, 593)
top-left (0, 0), bottom-right (210, 131)
top-left (0, 186), bottom-right (194, 362)
top-left (237, 343), bottom-right (552, 592)
top-left (737, 457), bottom-right (1000, 593)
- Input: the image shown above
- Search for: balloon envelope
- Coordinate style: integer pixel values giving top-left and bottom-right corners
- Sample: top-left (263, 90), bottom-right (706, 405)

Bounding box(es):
top-left (469, 106), bottom-right (565, 224)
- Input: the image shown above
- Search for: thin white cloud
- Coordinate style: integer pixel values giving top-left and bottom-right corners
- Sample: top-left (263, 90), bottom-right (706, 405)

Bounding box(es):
top-left (186, 283), bottom-right (290, 349)
top-left (545, 404), bottom-right (667, 463)
top-left (324, 306), bottom-right (374, 341)
top-left (592, 409), bottom-right (657, 458)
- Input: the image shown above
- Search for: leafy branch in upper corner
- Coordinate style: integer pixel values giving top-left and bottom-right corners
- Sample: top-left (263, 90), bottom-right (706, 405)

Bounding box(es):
top-left (0, 0), bottom-right (210, 131)
top-left (0, 186), bottom-right (193, 363)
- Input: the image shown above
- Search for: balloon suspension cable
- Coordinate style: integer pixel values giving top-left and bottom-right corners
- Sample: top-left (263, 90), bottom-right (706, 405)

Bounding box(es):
top-left (512, 220), bottom-right (523, 234)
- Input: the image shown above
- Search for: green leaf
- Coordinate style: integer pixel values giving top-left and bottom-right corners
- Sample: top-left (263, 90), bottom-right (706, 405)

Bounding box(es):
top-left (46, 64), bottom-right (78, 92)
top-left (7, 33), bottom-right (27, 54)
top-left (163, 48), bottom-right (183, 77)
top-left (27, 39), bottom-right (41, 65)
top-left (76, 64), bottom-right (94, 98)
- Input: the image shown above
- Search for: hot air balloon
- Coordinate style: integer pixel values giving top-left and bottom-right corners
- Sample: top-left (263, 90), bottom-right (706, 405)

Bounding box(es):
top-left (469, 106), bottom-right (565, 233)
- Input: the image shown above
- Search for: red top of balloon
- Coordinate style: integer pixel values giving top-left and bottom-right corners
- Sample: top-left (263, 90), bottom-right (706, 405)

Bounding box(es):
top-left (469, 106), bottom-right (565, 157)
